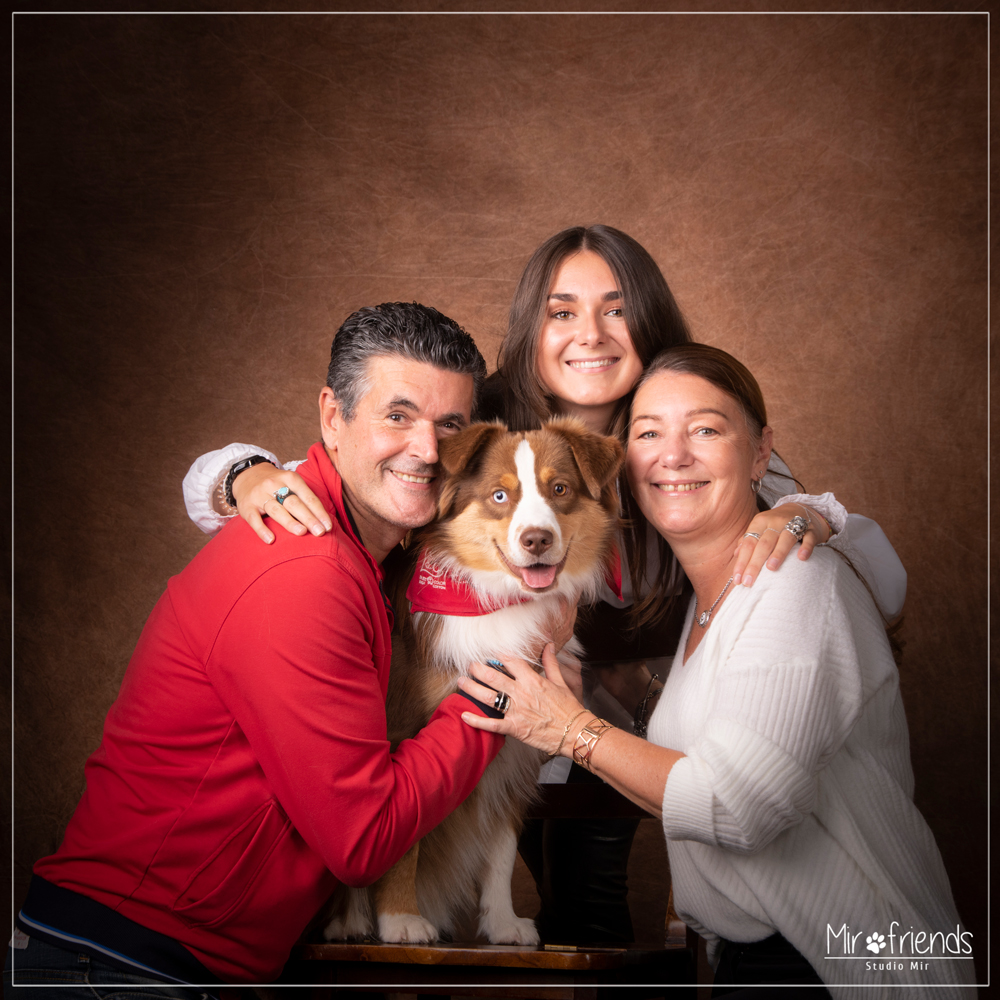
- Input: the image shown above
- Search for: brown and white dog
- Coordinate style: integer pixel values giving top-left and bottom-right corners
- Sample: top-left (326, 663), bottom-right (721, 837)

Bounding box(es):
top-left (323, 417), bottom-right (623, 946)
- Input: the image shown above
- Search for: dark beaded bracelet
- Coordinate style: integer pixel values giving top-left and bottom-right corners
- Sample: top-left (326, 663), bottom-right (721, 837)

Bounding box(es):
top-left (224, 455), bottom-right (273, 508)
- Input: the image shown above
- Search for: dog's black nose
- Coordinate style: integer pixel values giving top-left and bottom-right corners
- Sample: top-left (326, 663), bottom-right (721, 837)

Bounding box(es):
top-left (519, 528), bottom-right (553, 556)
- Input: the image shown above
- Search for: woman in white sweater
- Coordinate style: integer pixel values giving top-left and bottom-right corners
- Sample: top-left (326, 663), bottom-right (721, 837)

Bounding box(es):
top-left (458, 343), bottom-right (973, 998)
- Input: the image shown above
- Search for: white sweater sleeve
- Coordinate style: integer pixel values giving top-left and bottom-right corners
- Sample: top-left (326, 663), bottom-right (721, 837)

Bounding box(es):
top-left (761, 455), bottom-right (849, 534)
top-left (182, 443), bottom-right (283, 536)
top-left (662, 558), bottom-right (871, 855)
top-left (762, 456), bottom-right (907, 618)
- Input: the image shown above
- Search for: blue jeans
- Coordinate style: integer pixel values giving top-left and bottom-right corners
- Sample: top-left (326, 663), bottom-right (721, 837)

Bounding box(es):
top-left (4, 936), bottom-right (214, 1000)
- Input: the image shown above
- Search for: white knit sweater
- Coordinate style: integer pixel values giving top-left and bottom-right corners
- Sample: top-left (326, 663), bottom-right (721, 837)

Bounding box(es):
top-left (648, 548), bottom-right (975, 998)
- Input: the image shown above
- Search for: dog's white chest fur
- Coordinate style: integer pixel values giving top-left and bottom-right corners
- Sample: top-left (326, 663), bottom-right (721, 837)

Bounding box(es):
top-left (414, 600), bottom-right (584, 677)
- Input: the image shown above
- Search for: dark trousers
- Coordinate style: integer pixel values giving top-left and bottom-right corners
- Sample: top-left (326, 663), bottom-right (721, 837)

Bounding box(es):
top-left (711, 933), bottom-right (832, 998)
top-left (518, 766), bottom-right (640, 944)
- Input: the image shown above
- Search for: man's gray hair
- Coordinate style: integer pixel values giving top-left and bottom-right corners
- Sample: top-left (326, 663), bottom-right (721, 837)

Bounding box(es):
top-left (327, 302), bottom-right (487, 421)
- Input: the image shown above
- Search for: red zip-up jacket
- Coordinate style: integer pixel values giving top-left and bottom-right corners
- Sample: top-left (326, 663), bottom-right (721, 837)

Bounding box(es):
top-left (33, 442), bottom-right (503, 982)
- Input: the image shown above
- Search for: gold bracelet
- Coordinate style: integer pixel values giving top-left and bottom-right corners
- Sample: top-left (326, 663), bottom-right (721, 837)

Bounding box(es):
top-left (572, 718), bottom-right (614, 772)
top-left (550, 709), bottom-right (587, 758)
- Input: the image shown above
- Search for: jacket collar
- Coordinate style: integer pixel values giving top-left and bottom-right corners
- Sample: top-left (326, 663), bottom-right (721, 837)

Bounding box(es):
top-left (298, 442), bottom-right (385, 584)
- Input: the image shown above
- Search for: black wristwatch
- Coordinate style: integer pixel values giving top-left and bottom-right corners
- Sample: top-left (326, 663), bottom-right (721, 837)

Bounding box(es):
top-left (224, 455), bottom-right (273, 508)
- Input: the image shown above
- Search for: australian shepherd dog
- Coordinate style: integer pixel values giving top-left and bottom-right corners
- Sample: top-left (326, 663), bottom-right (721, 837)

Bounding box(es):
top-left (323, 417), bottom-right (623, 946)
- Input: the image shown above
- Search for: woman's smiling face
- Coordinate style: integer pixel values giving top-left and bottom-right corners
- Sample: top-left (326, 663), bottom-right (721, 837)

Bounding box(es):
top-left (626, 371), bottom-right (772, 544)
top-left (535, 250), bottom-right (644, 432)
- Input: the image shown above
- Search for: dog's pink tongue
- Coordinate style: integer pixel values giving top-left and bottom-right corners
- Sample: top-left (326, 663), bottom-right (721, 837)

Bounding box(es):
top-left (521, 564), bottom-right (557, 589)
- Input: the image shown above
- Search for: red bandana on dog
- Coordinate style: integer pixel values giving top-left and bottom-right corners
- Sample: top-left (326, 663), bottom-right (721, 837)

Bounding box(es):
top-left (406, 547), bottom-right (623, 616)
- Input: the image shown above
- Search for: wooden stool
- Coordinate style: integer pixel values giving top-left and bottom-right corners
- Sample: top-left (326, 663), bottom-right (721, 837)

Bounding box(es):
top-left (282, 938), bottom-right (695, 998)
top-left (277, 783), bottom-right (697, 998)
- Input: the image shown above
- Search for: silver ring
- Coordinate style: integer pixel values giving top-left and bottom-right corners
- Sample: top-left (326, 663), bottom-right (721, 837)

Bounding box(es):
top-left (493, 691), bottom-right (511, 714)
top-left (743, 532), bottom-right (761, 540)
top-left (784, 515), bottom-right (810, 541)
top-left (273, 486), bottom-right (294, 506)
top-left (764, 527), bottom-right (782, 534)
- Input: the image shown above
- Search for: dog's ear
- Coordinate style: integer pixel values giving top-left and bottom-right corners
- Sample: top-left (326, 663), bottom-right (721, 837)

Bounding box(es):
top-left (545, 417), bottom-right (624, 502)
top-left (436, 421), bottom-right (507, 517)
top-left (438, 421), bottom-right (507, 476)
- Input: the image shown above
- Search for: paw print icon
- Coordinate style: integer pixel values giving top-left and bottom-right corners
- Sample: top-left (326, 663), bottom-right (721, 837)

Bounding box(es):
top-left (866, 933), bottom-right (886, 954)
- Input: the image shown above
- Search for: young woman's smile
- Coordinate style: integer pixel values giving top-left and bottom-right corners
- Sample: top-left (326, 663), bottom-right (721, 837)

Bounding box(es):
top-left (536, 250), bottom-right (644, 433)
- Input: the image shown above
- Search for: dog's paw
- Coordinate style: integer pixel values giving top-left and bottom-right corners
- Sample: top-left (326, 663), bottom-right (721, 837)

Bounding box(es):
top-left (323, 900), bottom-right (372, 941)
top-left (377, 911), bottom-right (439, 944)
top-left (482, 914), bottom-right (540, 946)
top-left (322, 913), bottom-right (368, 941)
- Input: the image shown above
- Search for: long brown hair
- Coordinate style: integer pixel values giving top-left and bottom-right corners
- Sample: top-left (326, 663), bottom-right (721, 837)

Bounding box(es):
top-left (492, 225), bottom-right (691, 434)
top-left (622, 343), bottom-right (771, 629)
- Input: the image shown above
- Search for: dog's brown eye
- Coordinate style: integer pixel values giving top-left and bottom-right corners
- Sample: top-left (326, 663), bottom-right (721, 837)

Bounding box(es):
top-left (492, 490), bottom-right (508, 504)
top-left (553, 484), bottom-right (567, 496)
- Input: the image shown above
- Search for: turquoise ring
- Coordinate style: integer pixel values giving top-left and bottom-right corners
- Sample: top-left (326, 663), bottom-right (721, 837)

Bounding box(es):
top-left (273, 486), bottom-right (293, 506)
top-left (486, 658), bottom-right (513, 679)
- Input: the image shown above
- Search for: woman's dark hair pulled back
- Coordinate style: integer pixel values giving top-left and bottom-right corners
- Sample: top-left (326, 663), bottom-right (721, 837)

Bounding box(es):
top-left (637, 343), bottom-right (768, 440)
top-left (623, 342), bottom-right (772, 630)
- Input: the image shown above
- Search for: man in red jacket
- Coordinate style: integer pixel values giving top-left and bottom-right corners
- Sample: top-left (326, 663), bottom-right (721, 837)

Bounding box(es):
top-left (9, 303), bottom-right (506, 995)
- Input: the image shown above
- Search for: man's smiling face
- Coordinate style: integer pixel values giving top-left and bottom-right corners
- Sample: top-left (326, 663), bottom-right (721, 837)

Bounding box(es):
top-left (322, 355), bottom-right (474, 560)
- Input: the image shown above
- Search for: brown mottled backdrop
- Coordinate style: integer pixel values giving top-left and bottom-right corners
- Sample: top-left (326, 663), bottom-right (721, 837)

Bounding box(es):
top-left (13, 10), bottom-right (988, 983)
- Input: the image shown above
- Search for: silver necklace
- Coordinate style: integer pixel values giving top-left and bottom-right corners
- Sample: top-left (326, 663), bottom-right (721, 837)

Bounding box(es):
top-left (697, 577), bottom-right (733, 628)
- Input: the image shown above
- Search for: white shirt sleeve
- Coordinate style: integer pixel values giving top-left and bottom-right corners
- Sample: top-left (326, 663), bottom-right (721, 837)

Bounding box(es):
top-left (827, 515), bottom-right (907, 620)
top-left (182, 443), bottom-right (284, 536)
top-left (768, 489), bottom-right (849, 536)
top-left (762, 456), bottom-right (849, 534)
top-left (761, 456), bottom-right (907, 618)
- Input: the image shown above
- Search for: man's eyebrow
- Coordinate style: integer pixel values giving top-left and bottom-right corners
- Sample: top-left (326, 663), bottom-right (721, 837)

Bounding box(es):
top-left (386, 397), bottom-right (418, 411)
top-left (386, 398), bottom-right (467, 425)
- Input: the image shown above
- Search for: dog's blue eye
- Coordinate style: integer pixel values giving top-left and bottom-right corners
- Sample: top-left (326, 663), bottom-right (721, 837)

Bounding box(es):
top-left (492, 490), bottom-right (508, 504)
